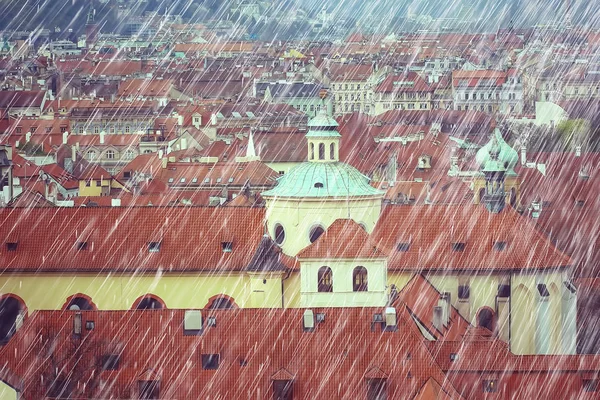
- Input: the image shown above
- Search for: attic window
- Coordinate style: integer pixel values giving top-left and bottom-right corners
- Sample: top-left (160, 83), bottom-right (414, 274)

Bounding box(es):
top-left (396, 243), bottom-right (410, 252)
top-left (76, 241), bottom-right (88, 251)
top-left (201, 354), bottom-right (220, 370)
top-left (451, 242), bottom-right (466, 252)
top-left (139, 380), bottom-right (160, 399)
top-left (5, 242), bottom-right (17, 251)
top-left (493, 241), bottom-right (507, 251)
top-left (537, 284), bottom-right (550, 297)
top-left (222, 242), bottom-right (233, 252)
top-left (483, 380), bottom-right (498, 393)
top-left (314, 182), bottom-right (324, 188)
top-left (450, 353), bottom-right (459, 361)
top-left (123, 171), bottom-right (132, 179)
top-left (101, 354), bottom-right (120, 371)
top-left (148, 242), bottom-right (161, 253)
top-left (576, 200), bottom-right (585, 207)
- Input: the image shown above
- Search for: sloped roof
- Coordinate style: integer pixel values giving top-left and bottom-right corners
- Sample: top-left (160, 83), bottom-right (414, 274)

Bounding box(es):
top-left (0, 207), bottom-right (267, 273)
top-left (372, 205), bottom-right (572, 272)
top-left (0, 307), bottom-right (460, 399)
top-left (246, 235), bottom-right (296, 272)
top-left (298, 219), bottom-right (386, 260)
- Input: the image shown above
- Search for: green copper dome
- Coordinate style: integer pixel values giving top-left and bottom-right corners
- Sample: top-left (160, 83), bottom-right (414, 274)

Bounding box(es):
top-left (262, 162), bottom-right (384, 198)
top-left (475, 128), bottom-right (518, 175)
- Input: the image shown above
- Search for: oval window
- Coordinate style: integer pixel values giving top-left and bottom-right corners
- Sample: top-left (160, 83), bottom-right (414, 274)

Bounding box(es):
top-left (309, 226), bottom-right (325, 243)
top-left (275, 224), bottom-right (285, 245)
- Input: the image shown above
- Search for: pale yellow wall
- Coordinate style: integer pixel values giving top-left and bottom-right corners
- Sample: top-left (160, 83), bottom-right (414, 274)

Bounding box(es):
top-left (0, 382), bottom-right (16, 400)
top-left (78, 177), bottom-right (123, 197)
top-left (266, 197), bottom-right (382, 256)
top-left (387, 272), bottom-right (415, 293)
top-left (265, 162), bottom-right (302, 175)
top-left (283, 272), bottom-right (301, 308)
top-left (300, 259), bottom-right (387, 307)
top-left (0, 273), bottom-right (283, 311)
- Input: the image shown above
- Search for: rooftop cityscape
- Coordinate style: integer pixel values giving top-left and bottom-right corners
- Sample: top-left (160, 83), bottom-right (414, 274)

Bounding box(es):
top-left (0, 0), bottom-right (599, 399)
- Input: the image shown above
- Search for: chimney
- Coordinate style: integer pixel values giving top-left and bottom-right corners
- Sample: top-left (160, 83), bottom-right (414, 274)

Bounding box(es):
top-left (62, 130), bottom-right (68, 145)
top-left (576, 145), bottom-right (581, 157)
top-left (303, 309), bottom-right (315, 331)
top-left (111, 198), bottom-right (121, 207)
top-left (25, 132), bottom-right (31, 142)
top-left (438, 292), bottom-right (451, 327)
top-left (181, 138), bottom-right (188, 150)
top-left (433, 306), bottom-right (443, 331)
top-left (71, 146), bottom-right (77, 162)
top-left (520, 145), bottom-right (526, 165)
top-left (384, 307), bottom-right (397, 329)
top-left (211, 113), bottom-right (217, 125)
top-left (161, 157), bottom-right (168, 169)
top-left (100, 131), bottom-right (105, 145)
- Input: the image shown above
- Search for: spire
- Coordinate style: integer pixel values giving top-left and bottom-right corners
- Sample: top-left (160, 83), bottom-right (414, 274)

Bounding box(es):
top-left (247, 129), bottom-right (257, 158)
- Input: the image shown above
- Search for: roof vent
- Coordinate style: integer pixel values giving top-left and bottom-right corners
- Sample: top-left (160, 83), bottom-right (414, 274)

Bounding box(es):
top-left (433, 306), bottom-right (443, 331)
top-left (303, 309), bottom-right (315, 331)
top-left (184, 310), bottom-right (202, 336)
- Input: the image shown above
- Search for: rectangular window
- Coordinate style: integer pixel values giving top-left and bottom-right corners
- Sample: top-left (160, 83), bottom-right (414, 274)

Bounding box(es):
top-left (367, 379), bottom-right (387, 400)
top-left (96, 180), bottom-right (102, 186)
top-left (139, 380), bottom-right (160, 399)
top-left (273, 380), bottom-right (293, 400)
top-left (396, 243), bottom-right (410, 252)
top-left (493, 241), bottom-right (507, 251)
top-left (201, 354), bottom-right (220, 370)
top-left (123, 171), bottom-right (132, 179)
top-left (148, 242), bottom-right (161, 253)
top-left (483, 380), bottom-right (498, 393)
top-left (222, 242), bottom-right (233, 252)
top-left (451, 242), bottom-right (466, 252)
top-left (458, 285), bottom-right (470, 300)
top-left (584, 379), bottom-right (599, 392)
top-left (101, 354), bottom-right (120, 371)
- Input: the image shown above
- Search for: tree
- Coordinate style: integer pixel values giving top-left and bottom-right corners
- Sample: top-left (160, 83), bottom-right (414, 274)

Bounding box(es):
top-left (556, 119), bottom-right (591, 150)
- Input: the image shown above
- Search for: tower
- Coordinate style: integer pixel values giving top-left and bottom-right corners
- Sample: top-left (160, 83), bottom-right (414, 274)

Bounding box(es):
top-left (85, 7), bottom-right (99, 49)
top-left (481, 144), bottom-right (506, 214)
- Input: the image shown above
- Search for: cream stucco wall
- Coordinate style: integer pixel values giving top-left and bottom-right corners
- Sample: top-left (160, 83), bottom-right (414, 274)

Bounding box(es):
top-left (266, 197), bottom-right (382, 256)
top-left (300, 259), bottom-right (387, 307)
top-left (0, 273), bottom-right (284, 311)
top-left (0, 382), bottom-right (16, 400)
top-left (265, 162), bottom-right (302, 175)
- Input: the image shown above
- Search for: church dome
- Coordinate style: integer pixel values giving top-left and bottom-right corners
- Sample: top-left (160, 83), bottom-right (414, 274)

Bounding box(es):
top-left (475, 128), bottom-right (518, 175)
top-left (261, 162), bottom-right (383, 199)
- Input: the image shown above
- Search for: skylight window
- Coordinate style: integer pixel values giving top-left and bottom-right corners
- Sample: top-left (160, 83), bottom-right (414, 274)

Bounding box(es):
top-left (76, 242), bottom-right (88, 251)
top-left (228, 177), bottom-right (234, 183)
top-left (396, 243), bottom-right (410, 252)
top-left (222, 242), bottom-right (233, 252)
top-left (5, 242), bottom-right (17, 251)
top-left (148, 242), bottom-right (161, 253)
top-left (192, 178), bottom-right (198, 183)
top-left (493, 241), bottom-right (507, 251)
top-left (168, 178), bottom-right (174, 183)
top-left (201, 354), bottom-right (220, 370)
top-left (451, 242), bottom-right (466, 252)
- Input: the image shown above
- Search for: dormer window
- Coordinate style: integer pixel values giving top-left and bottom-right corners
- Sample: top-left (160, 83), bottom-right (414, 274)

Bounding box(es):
top-left (148, 242), bottom-right (161, 253)
top-left (101, 354), bottom-right (120, 370)
top-left (5, 242), bottom-right (17, 251)
top-left (537, 284), bottom-right (550, 297)
top-left (222, 242), bottom-right (233, 252)
top-left (584, 379), bottom-right (599, 392)
top-left (201, 354), bottom-right (220, 370)
top-left (451, 242), bottom-right (466, 252)
top-left (139, 380), bottom-right (160, 399)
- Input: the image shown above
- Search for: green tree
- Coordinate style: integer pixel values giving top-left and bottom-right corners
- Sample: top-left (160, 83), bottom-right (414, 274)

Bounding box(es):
top-left (556, 119), bottom-right (591, 150)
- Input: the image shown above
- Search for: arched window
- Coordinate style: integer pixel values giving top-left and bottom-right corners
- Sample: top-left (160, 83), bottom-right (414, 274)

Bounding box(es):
top-left (309, 142), bottom-right (315, 160)
top-left (318, 143), bottom-right (325, 160)
top-left (318, 267), bottom-right (333, 292)
top-left (0, 296), bottom-right (25, 343)
top-left (477, 308), bottom-right (494, 332)
top-left (353, 266), bottom-right (368, 292)
top-left (64, 294), bottom-right (96, 311)
top-left (86, 150), bottom-right (96, 161)
top-left (206, 295), bottom-right (237, 309)
top-left (134, 295), bottom-right (165, 310)
top-left (309, 225), bottom-right (325, 243)
top-left (124, 150), bottom-right (135, 160)
top-left (330, 143), bottom-right (335, 160)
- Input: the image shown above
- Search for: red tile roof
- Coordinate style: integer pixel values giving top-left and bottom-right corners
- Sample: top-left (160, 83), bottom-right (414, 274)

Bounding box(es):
top-left (371, 205), bottom-right (572, 272)
top-left (0, 207), bottom-right (275, 273)
top-left (0, 307), bottom-right (460, 399)
top-left (298, 219), bottom-right (386, 260)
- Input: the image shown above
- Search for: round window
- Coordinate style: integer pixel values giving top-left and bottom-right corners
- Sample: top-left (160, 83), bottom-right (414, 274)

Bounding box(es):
top-left (309, 225), bottom-right (325, 243)
top-left (274, 224), bottom-right (285, 245)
